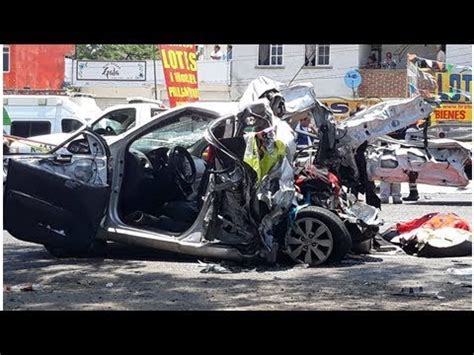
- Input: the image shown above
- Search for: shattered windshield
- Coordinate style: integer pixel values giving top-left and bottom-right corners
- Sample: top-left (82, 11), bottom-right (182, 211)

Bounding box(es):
top-left (131, 114), bottom-right (210, 151)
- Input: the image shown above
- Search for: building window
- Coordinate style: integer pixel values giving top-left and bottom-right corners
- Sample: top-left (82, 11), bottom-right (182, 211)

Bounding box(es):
top-left (258, 45), bottom-right (283, 66)
top-left (3, 46), bottom-right (10, 73)
top-left (304, 45), bottom-right (331, 66)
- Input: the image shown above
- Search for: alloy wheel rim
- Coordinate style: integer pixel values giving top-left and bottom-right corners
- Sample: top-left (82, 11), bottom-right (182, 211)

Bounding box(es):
top-left (286, 217), bottom-right (333, 266)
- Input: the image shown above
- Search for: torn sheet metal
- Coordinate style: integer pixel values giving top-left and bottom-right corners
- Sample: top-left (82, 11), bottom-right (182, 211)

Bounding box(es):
top-left (279, 83), bottom-right (318, 116)
top-left (205, 97), bottom-right (295, 258)
top-left (340, 198), bottom-right (382, 227)
top-left (238, 76), bottom-right (284, 110)
top-left (366, 142), bottom-right (470, 187)
top-left (338, 96), bottom-right (433, 150)
top-left (239, 76), bottom-right (319, 117)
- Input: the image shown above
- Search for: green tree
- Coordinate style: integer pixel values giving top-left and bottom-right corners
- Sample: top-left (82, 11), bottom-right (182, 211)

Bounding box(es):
top-left (76, 44), bottom-right (160, 60)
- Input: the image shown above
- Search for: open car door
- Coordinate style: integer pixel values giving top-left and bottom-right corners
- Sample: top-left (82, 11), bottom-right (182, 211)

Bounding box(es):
top-left (4, 129), bottom-right (111, 256)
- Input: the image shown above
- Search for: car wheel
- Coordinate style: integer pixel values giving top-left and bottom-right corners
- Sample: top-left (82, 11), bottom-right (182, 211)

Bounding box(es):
top-left (285, 206), bottom-right (352, 266)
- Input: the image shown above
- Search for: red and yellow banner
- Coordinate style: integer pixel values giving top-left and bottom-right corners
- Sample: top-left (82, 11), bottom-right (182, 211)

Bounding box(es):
top-left (159, 44), bottom-right (199, 107)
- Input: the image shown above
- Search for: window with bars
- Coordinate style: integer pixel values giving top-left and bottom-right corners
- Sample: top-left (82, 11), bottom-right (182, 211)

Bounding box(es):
top-left (258, 44), bottom-right (283, 66)
top-left (304, 45), bottom-right (331, 66)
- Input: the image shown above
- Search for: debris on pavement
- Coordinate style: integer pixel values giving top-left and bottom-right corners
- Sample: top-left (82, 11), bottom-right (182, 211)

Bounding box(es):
top-left (447, 281), bottom-right (472, 287)
top-left (106, 282), bottom-right (114, 288)
top-left (4, 284), bottom-right (42, 292)
top-left (77, 280), bottom-right (93, 286)
top-left (446, 267), bottom-right (472, 276)
top-left (372, 235), bottom-right (406, 255)
top-left (393, 286), bottom-right (445, 299)
top-left (199, 263), bottom-right (234, 274)
top-left (382, 212), bottom-right (472, 257)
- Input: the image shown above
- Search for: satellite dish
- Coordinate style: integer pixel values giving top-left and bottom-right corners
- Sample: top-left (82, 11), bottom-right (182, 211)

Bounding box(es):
top-left (344, 70), bottom-right (362, 89)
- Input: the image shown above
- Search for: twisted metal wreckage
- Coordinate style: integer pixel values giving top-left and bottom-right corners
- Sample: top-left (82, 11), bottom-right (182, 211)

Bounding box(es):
top-left (211, 76), bottom-right (471, 262)
top-left (4, 76), bottom-right (471, 266)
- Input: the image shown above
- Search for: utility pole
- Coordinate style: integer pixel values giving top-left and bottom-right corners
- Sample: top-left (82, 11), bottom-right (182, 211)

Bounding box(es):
top-left (153, 45), bottom-right (158, 100)
top-left (289, 50), bottom-right (316, 85)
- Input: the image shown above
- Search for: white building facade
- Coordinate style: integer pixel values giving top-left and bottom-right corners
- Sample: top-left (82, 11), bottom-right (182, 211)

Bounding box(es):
top-left (64, 45), bottom-right (471, 108)
top-left (229, 44), bottom-right (361, 100)
top-left (446, 45), bottom-right (472, 67)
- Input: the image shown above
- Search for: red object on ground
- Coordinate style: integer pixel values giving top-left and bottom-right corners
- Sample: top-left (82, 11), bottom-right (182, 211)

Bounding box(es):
top-left (396, 212), bottom-right (471, 234)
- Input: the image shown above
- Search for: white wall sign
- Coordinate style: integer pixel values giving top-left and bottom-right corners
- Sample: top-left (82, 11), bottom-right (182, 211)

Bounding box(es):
top-left (76, 61), bottom-right (147, 81)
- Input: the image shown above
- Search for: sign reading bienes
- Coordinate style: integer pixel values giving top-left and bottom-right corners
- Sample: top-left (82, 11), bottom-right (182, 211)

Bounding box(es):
top-left (76, 61), bottom-right (147, 81)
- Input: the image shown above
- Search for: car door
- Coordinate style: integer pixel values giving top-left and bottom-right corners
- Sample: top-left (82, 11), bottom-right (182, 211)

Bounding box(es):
top-left (4, 129), bottom-right (111, 252)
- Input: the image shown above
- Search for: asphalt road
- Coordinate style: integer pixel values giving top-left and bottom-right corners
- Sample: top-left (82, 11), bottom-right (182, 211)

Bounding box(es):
top-left (3, 191), bottom-right (472, 310)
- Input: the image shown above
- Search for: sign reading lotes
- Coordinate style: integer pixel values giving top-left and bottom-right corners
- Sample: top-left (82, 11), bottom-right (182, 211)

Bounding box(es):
top-left (159, 44), bottom-right (199, 107)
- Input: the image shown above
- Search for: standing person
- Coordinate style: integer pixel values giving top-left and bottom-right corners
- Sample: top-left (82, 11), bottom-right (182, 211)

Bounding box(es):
top-left (436, 45), bottom-right (446, 71)
top-left (195, 45), bottom-right (204, 60)
top-left (379, 181), bottom-right (402, 204)
top-left (365, 54), bottom-right (378, 69)
top-left (382, 52), bottom-right (397, 69)
top-left (226, 45), bottom-right (232, 60)
top-left (436, 45), bottom-right (446, 63)
top-left (379, 125), bottom-right (404, 204)
top-left (210, 45), bottom-right (224, 60)
top-left (402, 122), bottom-right (424, 201)
top-left (295, 115), bottom-right (316, 146)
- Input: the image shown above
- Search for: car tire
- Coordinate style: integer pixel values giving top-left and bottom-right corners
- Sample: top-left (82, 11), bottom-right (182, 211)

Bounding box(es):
top-left (285, 206), bottom-right (352, 266)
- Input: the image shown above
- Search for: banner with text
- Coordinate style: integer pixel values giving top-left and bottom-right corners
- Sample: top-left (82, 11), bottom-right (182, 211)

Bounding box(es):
top-left (159, 44), bottom-right (199, 107)
top-left (431, 103), bottom-right (472, 124)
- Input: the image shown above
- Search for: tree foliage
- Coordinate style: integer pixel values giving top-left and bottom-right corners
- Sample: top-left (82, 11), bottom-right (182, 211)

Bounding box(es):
top-left (76, 44), bottom-right (160, 60)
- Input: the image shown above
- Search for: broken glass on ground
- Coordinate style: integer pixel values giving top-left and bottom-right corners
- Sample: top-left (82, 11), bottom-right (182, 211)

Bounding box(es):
top-left (393, 286), bottom-right (445, 299)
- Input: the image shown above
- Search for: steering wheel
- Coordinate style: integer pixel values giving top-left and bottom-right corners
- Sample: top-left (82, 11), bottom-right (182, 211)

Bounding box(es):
top-left (168, 146), bottom-right (196, 186)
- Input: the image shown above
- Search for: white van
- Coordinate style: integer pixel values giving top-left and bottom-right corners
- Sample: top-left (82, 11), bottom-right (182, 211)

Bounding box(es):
top-left (5, 98), bottom-right (168, 154)
top-left (3, 94), bottom-right (103, 138)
